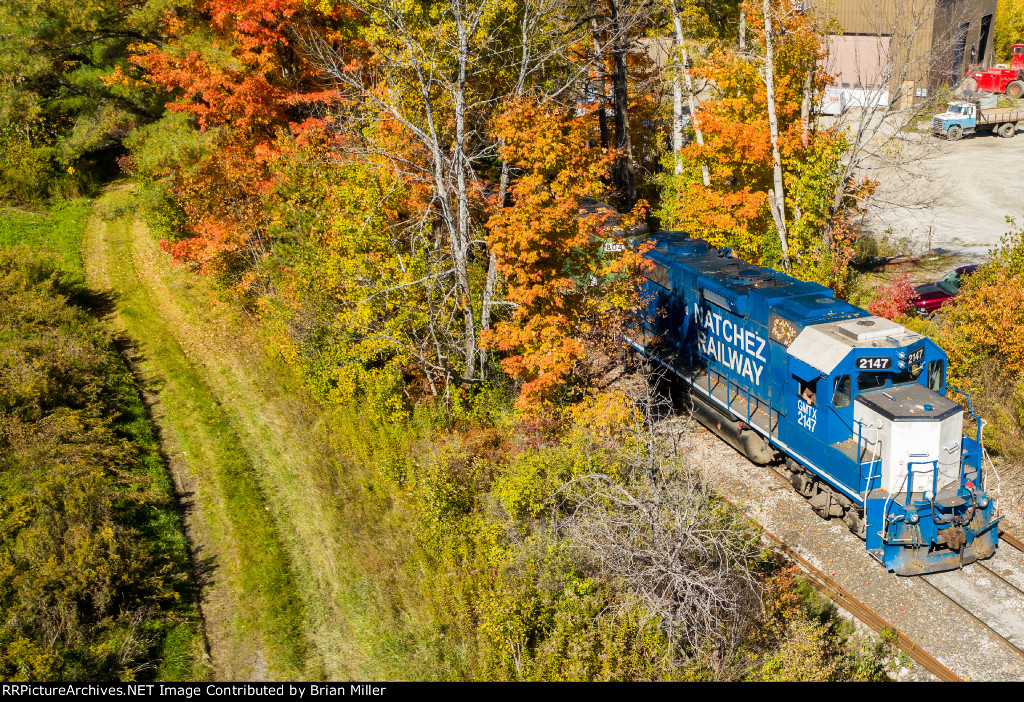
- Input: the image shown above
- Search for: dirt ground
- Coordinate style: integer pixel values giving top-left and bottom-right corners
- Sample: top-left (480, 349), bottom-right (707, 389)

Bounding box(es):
top-left (862, 123), bottom-right (1024, 261)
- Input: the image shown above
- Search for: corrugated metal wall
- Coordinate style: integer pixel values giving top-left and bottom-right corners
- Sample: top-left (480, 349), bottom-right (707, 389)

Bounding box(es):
top-left (808, 0), bottom-right (997, 95)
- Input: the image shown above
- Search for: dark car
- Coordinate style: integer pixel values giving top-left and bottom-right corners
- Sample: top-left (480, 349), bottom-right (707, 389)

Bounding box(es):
top-left (913, 264), bottom-right (978, 316)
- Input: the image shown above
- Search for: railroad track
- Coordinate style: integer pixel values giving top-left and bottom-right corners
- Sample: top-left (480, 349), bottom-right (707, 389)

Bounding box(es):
top-left (753, 520), bottom-right (962, 681)
top-left (762, 525), bottom-right (1024, 682)
top-left (913, 531), bottom-right (1024, 668)
top-left (677, 418), bottom-right (1024, 681)
top-left (717, 475), bottom-right (962, 680)
top-left (978, 532), bottom-right (1024, 599)
top-left (748, 460), bottom-right (1024, 681)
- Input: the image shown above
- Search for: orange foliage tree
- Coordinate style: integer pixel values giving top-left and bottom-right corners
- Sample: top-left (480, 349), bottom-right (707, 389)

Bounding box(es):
top-left (940, 223), bottom-right (1024, 386)
top-left (657, 0), bottom-right (869, 292)
top-left (486, 101), bottom-right (650, 413)
top-left (127, 0), bottom-right (355, 285)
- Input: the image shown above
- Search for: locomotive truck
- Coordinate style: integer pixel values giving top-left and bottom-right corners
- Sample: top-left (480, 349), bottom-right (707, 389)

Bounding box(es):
top-left (628, 232), bottom-right (999, 575)
top-left (962, 44), bottom-right (1024, 97)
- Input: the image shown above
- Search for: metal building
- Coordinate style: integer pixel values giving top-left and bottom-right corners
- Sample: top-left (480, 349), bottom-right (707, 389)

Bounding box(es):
top-left (809, 0), bottom-right (998, 106)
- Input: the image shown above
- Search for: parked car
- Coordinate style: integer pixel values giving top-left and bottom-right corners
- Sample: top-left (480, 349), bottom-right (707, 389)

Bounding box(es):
top-left (913, 265), bottom-right (978, 316)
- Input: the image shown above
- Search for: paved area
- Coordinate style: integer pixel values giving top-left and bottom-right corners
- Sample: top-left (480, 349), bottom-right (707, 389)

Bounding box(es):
top-left (862, 124), bottom-right (1024, 258)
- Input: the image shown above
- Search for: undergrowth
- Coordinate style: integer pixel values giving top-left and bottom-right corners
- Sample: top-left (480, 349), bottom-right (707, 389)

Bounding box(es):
top-left (0, 205), bottom-right (207, 681)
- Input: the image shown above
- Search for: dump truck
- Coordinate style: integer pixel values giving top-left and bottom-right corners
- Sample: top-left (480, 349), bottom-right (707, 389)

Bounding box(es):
top-left (931, 96), bottom-right (1024, 140)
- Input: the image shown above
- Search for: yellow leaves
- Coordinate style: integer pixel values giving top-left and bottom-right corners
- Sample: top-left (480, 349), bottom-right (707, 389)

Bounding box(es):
top-left (566, 389), bottom-right (639, 447)
top-left (101, 64), bottom-right (152, 91)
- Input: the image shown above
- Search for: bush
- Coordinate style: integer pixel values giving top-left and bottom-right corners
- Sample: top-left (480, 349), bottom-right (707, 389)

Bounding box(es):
top-left (0, 251), bottom-right (203, 681)
top-left (868, 272), bottom-right (919, 320)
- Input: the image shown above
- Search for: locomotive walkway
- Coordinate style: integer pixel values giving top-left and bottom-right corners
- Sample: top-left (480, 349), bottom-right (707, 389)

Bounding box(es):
top-left (668, 414), bottom-right (1024, 681)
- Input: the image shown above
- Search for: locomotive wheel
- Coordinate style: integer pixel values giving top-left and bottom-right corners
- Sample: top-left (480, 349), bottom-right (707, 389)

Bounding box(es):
top-left (999, 122), bottom-right (1017, 138)
top-left (1008, 81), bottom-right (1024, 99)
top-left (947, 125), bottom-right (963, 141)
top-left (843, 508), bottom-right (866, 539)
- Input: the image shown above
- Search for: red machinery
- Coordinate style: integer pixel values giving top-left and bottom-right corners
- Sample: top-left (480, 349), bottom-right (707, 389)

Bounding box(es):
top-left (963, 44), bottom-right (1024, 97)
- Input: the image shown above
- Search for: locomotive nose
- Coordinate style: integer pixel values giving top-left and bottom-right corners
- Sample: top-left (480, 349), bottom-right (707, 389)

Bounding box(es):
top-left (854, 384), bottom-right (964, 497)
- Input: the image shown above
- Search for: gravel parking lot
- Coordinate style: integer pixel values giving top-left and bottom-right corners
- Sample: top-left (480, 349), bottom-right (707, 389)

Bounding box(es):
top-left (862, 123), bottom-right (1024, 261)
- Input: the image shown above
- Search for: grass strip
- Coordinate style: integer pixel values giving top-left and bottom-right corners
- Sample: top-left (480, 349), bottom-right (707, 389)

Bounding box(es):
top-left (85, 189), bottom-right (312, 680)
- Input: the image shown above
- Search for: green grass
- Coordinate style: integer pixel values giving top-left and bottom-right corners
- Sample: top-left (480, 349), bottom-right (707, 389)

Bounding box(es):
top-left (0, 199), bottom-right (91, 273)
top-left (0, 203), bottom-right (211, 681)
top-left (87, 188), bottom-right (312, 679)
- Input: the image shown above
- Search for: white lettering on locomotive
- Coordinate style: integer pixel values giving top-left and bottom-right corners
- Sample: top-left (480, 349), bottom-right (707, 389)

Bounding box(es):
top-left (694, 303), bottom-right (767, 386)
top-left (797, 399), bottom-right (817, 432)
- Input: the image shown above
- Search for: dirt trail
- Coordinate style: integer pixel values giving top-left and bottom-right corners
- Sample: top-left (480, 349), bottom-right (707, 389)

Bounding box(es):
top-left (80, 188), bottom-right (320, 680)
top-left (81, 187), bottom-right (377, 680)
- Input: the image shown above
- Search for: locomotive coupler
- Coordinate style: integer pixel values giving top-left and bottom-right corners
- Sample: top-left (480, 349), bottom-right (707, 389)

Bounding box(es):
top-left (928, 484), bottom-right (978, 527)
top-left (937, 525), bottom-right (968, 551)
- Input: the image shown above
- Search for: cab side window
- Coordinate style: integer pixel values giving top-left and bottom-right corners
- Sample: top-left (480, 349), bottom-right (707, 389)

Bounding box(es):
top-left (799, 378), bottom-right (818, 406)
top-left (859, 372), bottom-right (886, 391)
top-left (833, 374), bottom-right (851, 408)
top-left (928, 359), bottom-right (945, 392)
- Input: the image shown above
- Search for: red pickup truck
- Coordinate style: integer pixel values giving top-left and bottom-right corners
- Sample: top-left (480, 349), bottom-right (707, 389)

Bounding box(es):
top-left (913, 265), bottom-right (978, 315)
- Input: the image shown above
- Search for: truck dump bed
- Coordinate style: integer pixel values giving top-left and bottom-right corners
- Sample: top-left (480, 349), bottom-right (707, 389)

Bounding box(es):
top-left (978, 107), bottom-right (1024, 124)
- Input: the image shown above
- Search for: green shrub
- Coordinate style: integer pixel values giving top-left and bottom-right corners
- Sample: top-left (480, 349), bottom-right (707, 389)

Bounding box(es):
top-left (0, 250), bottom-right (203, 681)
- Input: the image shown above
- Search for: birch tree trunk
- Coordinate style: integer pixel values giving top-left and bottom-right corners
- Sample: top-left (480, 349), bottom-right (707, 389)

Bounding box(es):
top-left (670, 0), bottom-right (709, 185)
top-left (591, 18), bottom-right (610, 150)
top-left (762, 0), bottom-right (790, 268)
top-left (454, 10), bottom-right (477, 378)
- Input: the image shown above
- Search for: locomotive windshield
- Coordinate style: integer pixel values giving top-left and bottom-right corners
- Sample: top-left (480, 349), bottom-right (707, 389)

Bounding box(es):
top-left (859, 372), bottom-right (886, 391)
top-left (856, 365), bottom-right (923, 393)
top-left (890, 364), bottom-right (923, 385)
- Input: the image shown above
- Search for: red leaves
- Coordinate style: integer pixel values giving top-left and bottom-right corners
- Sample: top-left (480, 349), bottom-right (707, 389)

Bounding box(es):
top-left (868, 272), bottom-right (919, 320)
top-left (130, 0), bottom-right (355, 280)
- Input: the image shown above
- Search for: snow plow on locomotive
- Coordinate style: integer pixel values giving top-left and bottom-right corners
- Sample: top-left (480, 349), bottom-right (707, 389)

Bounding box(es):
top-left (626, 232), bottom-right (999, 575)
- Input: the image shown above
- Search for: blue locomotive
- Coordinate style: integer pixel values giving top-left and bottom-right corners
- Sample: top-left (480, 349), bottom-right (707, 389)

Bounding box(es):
top-left (628, 232), bottom-right (999, 575)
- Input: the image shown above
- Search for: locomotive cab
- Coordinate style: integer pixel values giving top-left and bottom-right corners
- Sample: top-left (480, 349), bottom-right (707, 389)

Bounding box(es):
top-left (786, 316), bottom-right (998, 574)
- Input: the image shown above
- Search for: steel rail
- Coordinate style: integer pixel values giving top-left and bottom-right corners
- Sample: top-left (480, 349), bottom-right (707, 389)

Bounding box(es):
top-left (717, 488), bottom-right (962, 682)
top-left (917, 574), bottom-right (1024, 663)
top-left (684, 422), bottom-right (1024, 682)
top-left (972, 531), bottom-right (1024, 600)
top-left (977, 561), bottom-right (1024, 599)
top-left (758, 529), bottom-right (962, 682)
top-left (999, 530), bottom-right (1024, 554)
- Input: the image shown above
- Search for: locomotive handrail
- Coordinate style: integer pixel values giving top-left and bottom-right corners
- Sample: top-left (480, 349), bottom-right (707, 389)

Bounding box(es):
top-left (905, 459), bottom-right (940, 505)
top-left (948, 384), bottom-right (983, 444)
top-left (853, 417), bottom-right (882, 496)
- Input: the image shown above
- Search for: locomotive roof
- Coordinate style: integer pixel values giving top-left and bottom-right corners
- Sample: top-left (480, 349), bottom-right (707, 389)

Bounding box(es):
top-left (788, 319), bottom-right (924, 375)
top-left (857, 384), bottom-right (961, 423)
top-left (645, 232), bottom-right (867, 323)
